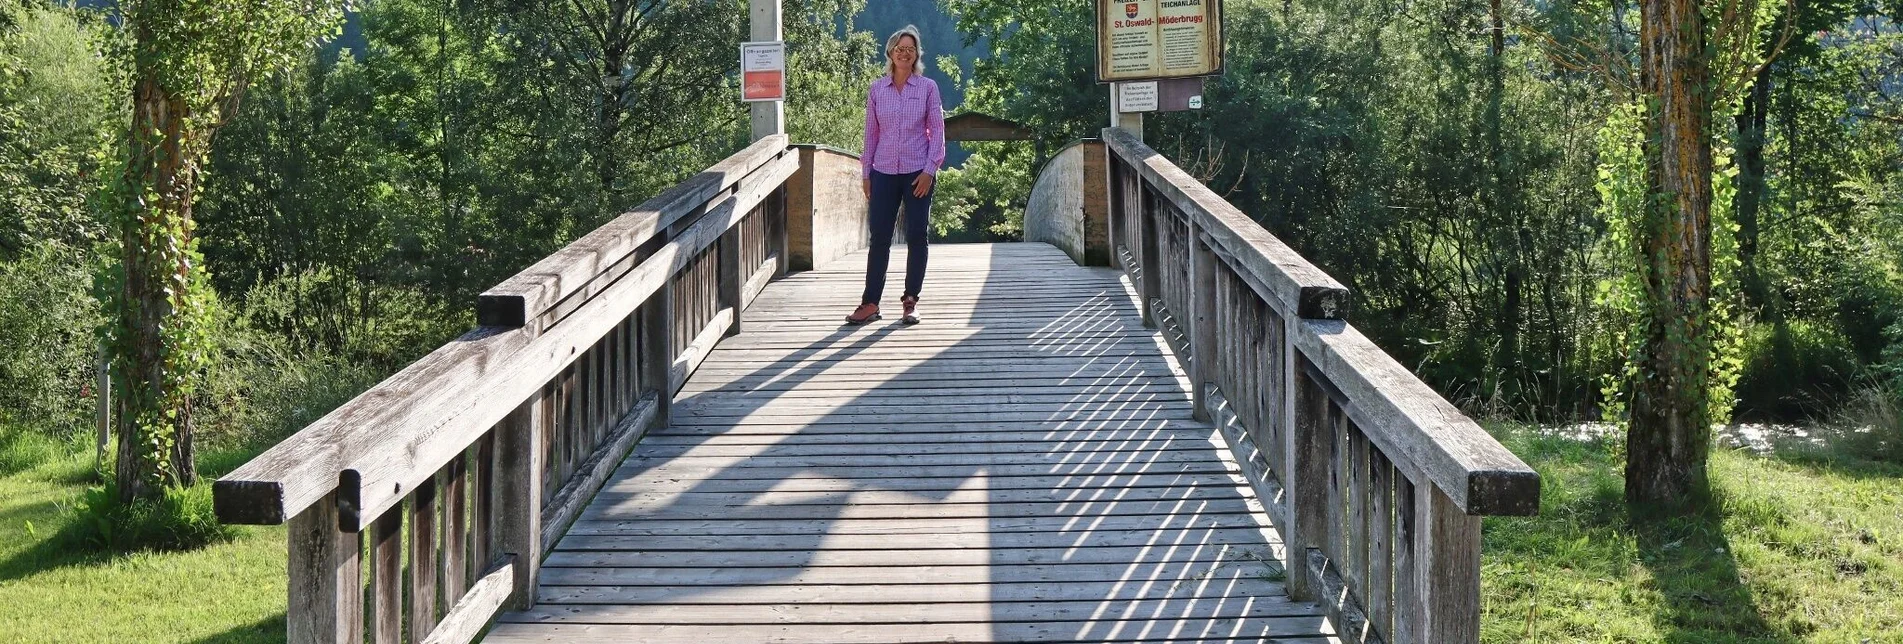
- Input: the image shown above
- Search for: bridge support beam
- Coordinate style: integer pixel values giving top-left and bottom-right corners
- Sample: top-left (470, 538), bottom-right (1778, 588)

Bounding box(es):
top-left (750, 0), bottom-right (784, 141)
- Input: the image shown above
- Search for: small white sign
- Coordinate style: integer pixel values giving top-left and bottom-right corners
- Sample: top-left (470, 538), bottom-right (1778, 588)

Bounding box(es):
top-left (740, 41), bottom-right (785, 102)
top-left (1118, 81), bottom-right (1159, 113)
top-left (1188, 95), bottom-right (1203, 109)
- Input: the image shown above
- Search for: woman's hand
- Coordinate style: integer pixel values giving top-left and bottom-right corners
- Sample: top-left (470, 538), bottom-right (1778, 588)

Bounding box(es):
top-left (912, 173), bottom-right (934, 198)
top-left (862, 177), bottom-right (871, 199)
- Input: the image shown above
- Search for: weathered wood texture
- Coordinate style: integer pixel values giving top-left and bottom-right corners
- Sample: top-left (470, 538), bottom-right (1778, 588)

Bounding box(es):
top-left (221, 138), bottom-right (797, 644)
top-left (784, 145), bottom-right (869, 272)
top-left (489, 243), bottom-right (1332, 643)
top-left (1105, 135), bottom-right (1539, 644)
top-left (1024, 139), bottom-right (1112, 266)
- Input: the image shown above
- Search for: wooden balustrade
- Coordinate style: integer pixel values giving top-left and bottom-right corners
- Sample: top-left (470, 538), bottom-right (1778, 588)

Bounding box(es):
top-left (214, 135), bottom-right (796, 644)
top-left (1102, 128), bottom-right (1540, 644)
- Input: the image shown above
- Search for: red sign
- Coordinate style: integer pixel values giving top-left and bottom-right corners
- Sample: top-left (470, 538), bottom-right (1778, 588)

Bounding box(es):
top-left (1125, 2), bottom-right (1139, 17)
top-left (743, 71), bottom-right (784, 102)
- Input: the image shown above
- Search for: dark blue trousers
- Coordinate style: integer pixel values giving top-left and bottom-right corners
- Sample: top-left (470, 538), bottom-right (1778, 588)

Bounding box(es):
top-left (863, 170), bottom-right (931, 304)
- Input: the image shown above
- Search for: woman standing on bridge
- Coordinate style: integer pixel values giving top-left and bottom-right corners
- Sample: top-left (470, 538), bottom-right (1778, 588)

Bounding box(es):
top-left (847, 24), bottom-right (945, 327)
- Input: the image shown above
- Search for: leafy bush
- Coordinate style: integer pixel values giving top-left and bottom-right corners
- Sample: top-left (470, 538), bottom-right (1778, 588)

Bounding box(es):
top-left (0, 241), bottom-right (104, 441)
top-left (195, 296), bottom-right (386, 452)
top-left (67, 482), bottom-right (237, 553)
top-left (1733, 320), bottom-right (1861, 421)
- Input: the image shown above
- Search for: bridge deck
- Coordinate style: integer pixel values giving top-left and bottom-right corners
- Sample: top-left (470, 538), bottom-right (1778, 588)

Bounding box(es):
top-left (488, 243), bottom-right (1337, 643)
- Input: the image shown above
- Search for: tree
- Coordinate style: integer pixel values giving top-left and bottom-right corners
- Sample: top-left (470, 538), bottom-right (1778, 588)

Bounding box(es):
top-left (106, 0), bottom-right (340, 501)
top-left (1623, 0), bottom-right (1787, 504)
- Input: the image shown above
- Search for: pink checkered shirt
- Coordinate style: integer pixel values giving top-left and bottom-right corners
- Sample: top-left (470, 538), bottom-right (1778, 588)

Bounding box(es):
top-left (862, 74), bottom-right (946, 178)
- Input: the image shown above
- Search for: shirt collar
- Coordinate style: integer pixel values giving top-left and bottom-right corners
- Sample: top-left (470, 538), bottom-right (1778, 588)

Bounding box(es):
top-left (878, 75), bottom-right (922, 89)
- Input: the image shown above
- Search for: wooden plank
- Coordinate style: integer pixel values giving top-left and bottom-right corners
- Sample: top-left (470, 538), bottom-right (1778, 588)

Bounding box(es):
top-left (419, 555), bottom-right (515, 644)
top-left (540, 395), bottom-right (660, 554)
top-left (564, 512), bottom-right (1269, 537)
top-left (1294, 319), bottom-right (1539, 516)
top-left (478, 135), bottom-right (788, 327)
top-left (535, 571), bottom-right (1289, 606)
top-left (637, 427), bottom-right (1211, 447)
top-left (1307, 548), bottom-right (1380, 644)
top-left (553, 527), bottom-right (1280, 553)
top-left (595, 471), bottom-right (1252, 496)
top-left (504, 597), bottom-right (1319, 625)
top-left (543, 542), bottom-right (1277, 569)
top-left (537, 557), bottom-right (1283, 587)
top-left (372, 509), bottom-right (402, 644)
top-left (1413, 482), bottom-right (1480, 643)
top-left (668, 308), bottom-right (732, 394)
top-left (614, 448), bottom-right (1220, 471)
top-left (495, 397), bottom-right (544, 612)
top-left (442, 456), bottom-right (468, 604)
top-left (1287, 360), bottom-right (1331, 602)
top-left (286, 494), bottom-right (361, 644)
top-left (408, 477), bottom-right (439, 643)
top-left (1368, 451), bottom-right (1395, 641)
top-left (605, 460), bottom-right (1241, 484)
top-left (1101, 128), bottom-right (1349, 320)
top-left (625, 438), bottom-right (1224, 460)
top-left (481, 616), bottom-right (1335, 643)
top-left (579, 496), bottom-right (1261, 522)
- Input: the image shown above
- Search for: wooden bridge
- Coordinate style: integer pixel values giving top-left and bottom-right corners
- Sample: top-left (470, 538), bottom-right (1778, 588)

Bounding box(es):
top-left (214, 131), bottom-right (1540, 644)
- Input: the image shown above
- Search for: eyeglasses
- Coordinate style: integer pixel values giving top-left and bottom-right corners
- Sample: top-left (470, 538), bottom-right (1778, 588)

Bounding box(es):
top-left (892, 46), bottom-right (918, 54)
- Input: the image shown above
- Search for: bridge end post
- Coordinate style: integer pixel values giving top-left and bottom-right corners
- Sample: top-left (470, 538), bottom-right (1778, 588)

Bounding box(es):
top-left (286, 493), bottom-right (362, 644)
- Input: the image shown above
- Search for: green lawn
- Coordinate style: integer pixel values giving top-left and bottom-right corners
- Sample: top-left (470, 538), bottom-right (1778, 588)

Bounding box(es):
top-left (2, 426), bottom-right (1898, 643)
top-left (1481, 426), bottom-right (1903, 643)
top-left (0, 448), bottom-right (287, 644)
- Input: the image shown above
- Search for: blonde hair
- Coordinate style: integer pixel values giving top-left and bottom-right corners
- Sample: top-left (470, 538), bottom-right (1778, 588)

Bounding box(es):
top-left (884, 25), bottom-right (925, 78)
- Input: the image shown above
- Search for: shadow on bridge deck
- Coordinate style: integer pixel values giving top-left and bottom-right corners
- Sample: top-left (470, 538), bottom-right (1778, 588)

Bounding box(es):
top-left (487, 242), bottom-right (1338, 643)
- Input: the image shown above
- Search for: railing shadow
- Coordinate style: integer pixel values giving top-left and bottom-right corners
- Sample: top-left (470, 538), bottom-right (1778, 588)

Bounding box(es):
top-left (527, 243), bottom-right (1307, 639)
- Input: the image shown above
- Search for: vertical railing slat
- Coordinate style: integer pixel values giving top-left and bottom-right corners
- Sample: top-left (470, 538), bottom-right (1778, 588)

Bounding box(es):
top-left (370, 509), bottom-right (402, 644)
top-left (406, 478), bottom-right (437, 644)
top-left (1370, 451), bottom-right (1396, 640)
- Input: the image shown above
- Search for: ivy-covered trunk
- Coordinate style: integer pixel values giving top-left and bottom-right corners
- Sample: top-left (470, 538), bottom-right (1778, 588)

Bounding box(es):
top-left (1628, 0), bottom-right (1716, 506)
top-left (110, 71), bottom-right (212, 502)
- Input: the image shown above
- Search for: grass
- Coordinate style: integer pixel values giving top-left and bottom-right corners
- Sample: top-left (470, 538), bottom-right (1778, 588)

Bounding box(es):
top-left (1481, 424), bottom-right (1903, 643)
top-left (0, 435), bottom-right (287, 644)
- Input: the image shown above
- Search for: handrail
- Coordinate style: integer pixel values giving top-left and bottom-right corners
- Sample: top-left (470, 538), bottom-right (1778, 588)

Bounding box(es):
top-left (1099, 127), bottom-right (1538, 644)
top-left (214, 135), bottom-right (797, 644)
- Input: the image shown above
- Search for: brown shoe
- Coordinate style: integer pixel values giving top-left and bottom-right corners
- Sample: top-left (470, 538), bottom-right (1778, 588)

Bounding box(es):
top-left (900, 295), bottom-right (920, 326)
top-left (846, 303), bottom-right (882, 325)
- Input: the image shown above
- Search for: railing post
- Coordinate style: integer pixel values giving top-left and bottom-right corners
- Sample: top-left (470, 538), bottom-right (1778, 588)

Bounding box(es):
top-left (286, 493), bottom-right (361, 644)
top-left (1287, 361), bottom-right (1332, 602)
top-left (495, 393), bottom-right (544, 612)
top-left (1138, 186), bottom-right (1162, 327)
top-left (1189, 230), bottom-right (1216, 421)
top-left (719, 229), bottom-right (742, 336)
top-left (641, 283), bottom-right (676, 423)
top-left (1405, 484), bottom-right (1481, 643)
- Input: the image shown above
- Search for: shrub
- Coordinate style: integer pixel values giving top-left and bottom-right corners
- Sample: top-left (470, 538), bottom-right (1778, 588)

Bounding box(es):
top-left (67, 482), bottom-right (238, 553)
top-left (0, 241), bottom-right (104, 441)
top-left (1733, 320), bottom-right (1861, 422)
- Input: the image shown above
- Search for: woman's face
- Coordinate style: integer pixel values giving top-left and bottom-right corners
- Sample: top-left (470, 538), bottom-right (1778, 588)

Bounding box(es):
top-left (890, 35), bottom-right (918, 72)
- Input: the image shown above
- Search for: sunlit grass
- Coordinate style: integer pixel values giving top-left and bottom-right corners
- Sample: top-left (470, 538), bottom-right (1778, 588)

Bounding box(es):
top-left (0, 443), bottom-right (287, 644)
top-left (1481, 424), bottom-right (1903, 643)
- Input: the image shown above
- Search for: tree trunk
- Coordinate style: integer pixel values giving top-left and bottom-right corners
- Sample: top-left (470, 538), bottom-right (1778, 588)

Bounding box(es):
top-left (1733, 66), bottom-right (1772, 318)
top-left (1628, 0), bottom-right (1715, 506)
top-left (113, 73), bottom-right (202, 502)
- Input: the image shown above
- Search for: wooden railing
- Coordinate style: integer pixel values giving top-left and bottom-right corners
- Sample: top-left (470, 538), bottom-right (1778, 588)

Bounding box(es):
top-left (212, 135), bottom-right (796, 644)
top-left (1102, 128), bottom-right (1541, 644)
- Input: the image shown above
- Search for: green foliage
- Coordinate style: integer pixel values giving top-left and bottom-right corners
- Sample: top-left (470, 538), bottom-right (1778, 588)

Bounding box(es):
top-left (0, 241), bottom-right (104, 440)
top-left (931, 141), bottom-right (1033, 240)
top-left (785, 0), bottom-right (883, 150)
top-left (67, 481), bottom-right (238, 553)
top-left (0, 2), bottom-right (119, 255)
top-left (1735, 320), bottom-right (1862, 420)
